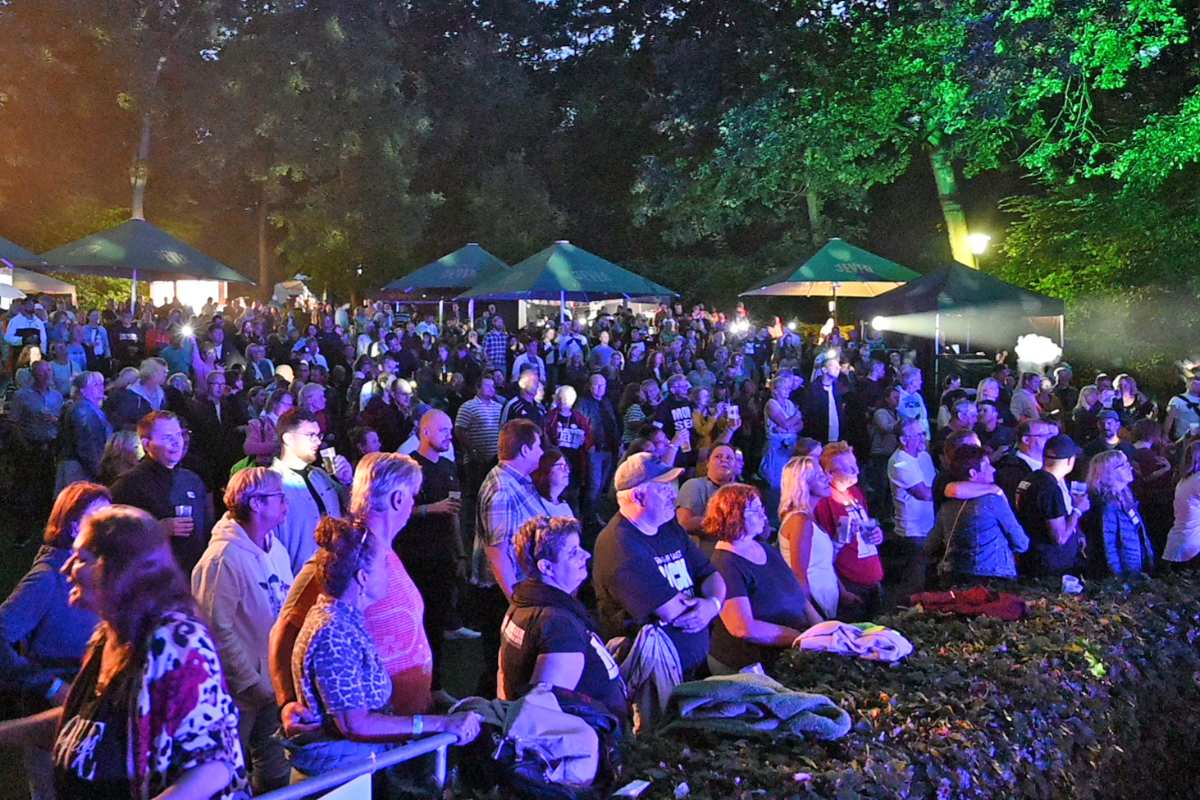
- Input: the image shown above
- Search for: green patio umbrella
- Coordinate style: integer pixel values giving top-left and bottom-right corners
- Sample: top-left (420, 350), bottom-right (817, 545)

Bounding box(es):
top-left (382, 243), bottom-right (509, 295)
top-left (456, 240), bottom-right (677, 303)
top-left (35, 219), bottom-right (254, 308)
top-left (0, 234), bottom-right (44, 267)
top-left (740, 239), bottom-right (920, 314)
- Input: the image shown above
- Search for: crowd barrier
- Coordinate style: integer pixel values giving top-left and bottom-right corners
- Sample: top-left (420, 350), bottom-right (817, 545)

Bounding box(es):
top-left (254, 732), bottom-right (457, 800)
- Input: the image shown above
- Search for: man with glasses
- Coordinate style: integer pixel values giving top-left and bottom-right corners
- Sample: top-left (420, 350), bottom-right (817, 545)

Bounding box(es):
top-left (593, 453), bottom-right (725, 680)
top-left (183, 369), bottom-right (246, 500)
top-left (271, 408), bottom-right (351, 574)
top-left (995, 419), bottom-right (1058, 508)
top-left (111, 410), bottom-right (212, 572)
top-left (887, 420), bottom-right (937, 599)
top-left (191, 467), bottom-right (293, 793)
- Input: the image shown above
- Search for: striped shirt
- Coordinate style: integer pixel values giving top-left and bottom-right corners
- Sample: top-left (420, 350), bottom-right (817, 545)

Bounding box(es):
top-left (471, 463), bottom-right (544, 589)
top-left (455, 396), bottom-right (502, 463)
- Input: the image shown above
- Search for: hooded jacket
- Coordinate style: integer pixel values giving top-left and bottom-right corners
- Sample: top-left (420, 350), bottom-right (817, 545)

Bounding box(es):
top-left (191, 514), bottom-right (294, 702)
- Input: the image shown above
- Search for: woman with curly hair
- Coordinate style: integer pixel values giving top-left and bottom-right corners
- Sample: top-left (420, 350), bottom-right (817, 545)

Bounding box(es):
top-left (0, 505), bottom-right (249, 799)
top-left (705, 483), bottom-right (822, 673)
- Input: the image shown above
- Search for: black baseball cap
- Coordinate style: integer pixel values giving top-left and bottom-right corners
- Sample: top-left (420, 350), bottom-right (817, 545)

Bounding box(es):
top-left (1044, 434), bottom-right (1082, 460)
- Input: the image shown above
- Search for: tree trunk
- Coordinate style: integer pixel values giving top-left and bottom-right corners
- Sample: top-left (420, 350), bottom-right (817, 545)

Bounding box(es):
top-left (256, 183), bottom-right (274, 303)
top-left (805, 187), bottom-right (826, 249)
top-left (129, 113), bottom-right (152, 221)
top-left (128, 56), bottom-right (168, 220)
top-left (927, 146), bottom-right (975, 267)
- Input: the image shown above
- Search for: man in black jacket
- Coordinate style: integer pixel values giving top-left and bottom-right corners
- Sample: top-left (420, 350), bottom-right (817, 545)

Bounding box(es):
top-left (802, 356), bottom-right (846, 444)
top-left (182, 369), bottom-right (247, 498)
top-left (111, 410), bottom-right (212, 573)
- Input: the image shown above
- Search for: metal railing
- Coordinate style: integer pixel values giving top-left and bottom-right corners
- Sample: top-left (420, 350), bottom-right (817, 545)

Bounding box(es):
top-left (255, 732), bottom-right (458, 800)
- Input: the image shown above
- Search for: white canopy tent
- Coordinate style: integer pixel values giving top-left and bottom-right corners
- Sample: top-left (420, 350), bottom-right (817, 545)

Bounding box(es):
top-left (12, 267), bottom-right (76, 304)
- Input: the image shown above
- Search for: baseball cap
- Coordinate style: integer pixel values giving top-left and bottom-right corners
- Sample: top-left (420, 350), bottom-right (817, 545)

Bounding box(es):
top-left (1044, 434), bottom-right (1082, 460)
top-left (1096, 409), bottom-right (1119, 422)
top-left (613, 452), bottom-right (683, 492)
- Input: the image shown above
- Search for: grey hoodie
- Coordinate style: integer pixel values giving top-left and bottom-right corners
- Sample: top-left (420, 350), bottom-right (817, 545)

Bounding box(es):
top-left (191, 514), bottom-right (294, 702)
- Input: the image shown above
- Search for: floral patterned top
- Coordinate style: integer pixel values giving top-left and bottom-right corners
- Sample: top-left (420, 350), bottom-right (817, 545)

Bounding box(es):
top-left (57, 611), bottom-right (249, 800)
top-left (294, 595), bottom-right (392, 722)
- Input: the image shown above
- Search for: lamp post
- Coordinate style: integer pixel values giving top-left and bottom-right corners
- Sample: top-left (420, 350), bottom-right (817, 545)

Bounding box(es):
top-left (967, 232), bottom-right (991, 268)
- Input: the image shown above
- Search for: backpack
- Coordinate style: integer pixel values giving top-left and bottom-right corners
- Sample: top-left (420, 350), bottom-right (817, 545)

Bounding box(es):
top-left (456, 686), bottom-right (624, 800)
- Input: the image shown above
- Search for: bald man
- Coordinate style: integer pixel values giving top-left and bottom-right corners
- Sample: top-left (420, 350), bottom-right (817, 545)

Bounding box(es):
top-left (396, 410), bottom-right (471, 702)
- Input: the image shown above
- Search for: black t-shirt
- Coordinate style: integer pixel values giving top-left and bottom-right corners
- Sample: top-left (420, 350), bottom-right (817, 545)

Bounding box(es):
top-left (397, 452), bottom-right (460, 566)
top-left (1014, 470), bottom-right (1079, 576)
top-left (53, 651), bottom-right (133, 800)
top-left (502, 396), bottom-right (545, 427)
top-left (709, 545), bottom-right (810, 671)
top-left (592, 514), bottom-right (716, 674)
top-left (655, 397), bottom-right (696, 467)
top-left (107, 322), bottom-right (143, 366)
top-left (499, 580), bottom-right (626, 720)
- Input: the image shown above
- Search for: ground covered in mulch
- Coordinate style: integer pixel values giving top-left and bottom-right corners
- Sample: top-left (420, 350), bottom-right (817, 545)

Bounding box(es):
top-left (623, 574), bottom-right (1200, 799)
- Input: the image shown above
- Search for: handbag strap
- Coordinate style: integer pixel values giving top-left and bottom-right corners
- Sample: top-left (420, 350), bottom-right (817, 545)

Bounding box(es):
top-left (938, 498), bottom-right (972, 573)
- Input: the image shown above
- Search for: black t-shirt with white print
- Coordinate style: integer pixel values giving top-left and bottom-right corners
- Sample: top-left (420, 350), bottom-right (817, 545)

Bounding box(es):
top-left (499, 579), bottom-right (626, 720)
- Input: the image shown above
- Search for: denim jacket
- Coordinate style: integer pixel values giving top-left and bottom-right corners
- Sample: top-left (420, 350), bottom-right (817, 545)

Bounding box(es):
top-left (929, 493), bottom-right (1030, 579)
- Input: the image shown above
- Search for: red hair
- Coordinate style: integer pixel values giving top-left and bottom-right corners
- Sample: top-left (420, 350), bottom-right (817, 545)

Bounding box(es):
top-left (702, 483), bottom-right (762, 542)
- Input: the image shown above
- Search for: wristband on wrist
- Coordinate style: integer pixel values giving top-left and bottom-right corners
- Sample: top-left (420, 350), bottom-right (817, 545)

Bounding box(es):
top-left (412, 714), bottom-right (423, 736)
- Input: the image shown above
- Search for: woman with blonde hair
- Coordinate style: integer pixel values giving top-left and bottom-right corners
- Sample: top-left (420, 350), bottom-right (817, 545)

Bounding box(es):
top-left (1071, 384), bottom-right (1101, 442)
top-left (706, 483), bottom-right (823, 673)
top-left (1163, 441), bottom-right (1200, 568)
top-left (0, 505), bottom-right (248, 799)
top-left (97, 429), bottom-right (142, 485)
top-left (286, 517), bottom-right (480, 783)
top-left (777, 457), bottom-right (843, 619)
top-left (1082, 450), bottom-right (1155, 577)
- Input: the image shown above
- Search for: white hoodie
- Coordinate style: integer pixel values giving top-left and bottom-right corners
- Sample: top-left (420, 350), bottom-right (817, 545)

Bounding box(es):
top-left (192, 514), bottom-right (294, 704)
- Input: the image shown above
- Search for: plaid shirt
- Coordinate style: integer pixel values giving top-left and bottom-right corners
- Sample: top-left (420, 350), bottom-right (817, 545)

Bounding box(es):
top-left (471, 462), bottom-right (545, 589)
top-left (484, 331), bottom-right (509, 372)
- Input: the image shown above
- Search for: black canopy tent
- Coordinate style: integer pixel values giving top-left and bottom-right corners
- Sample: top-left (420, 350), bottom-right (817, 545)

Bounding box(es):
top-left (859, 263), bottom-right (1066, 393)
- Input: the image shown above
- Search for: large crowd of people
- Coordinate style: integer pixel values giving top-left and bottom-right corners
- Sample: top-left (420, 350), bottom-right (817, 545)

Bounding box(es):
top-left (0, 290), bottom-right (1198, 797)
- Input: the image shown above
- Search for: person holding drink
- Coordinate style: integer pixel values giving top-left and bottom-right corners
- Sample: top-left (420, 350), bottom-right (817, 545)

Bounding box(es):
top-left (111, 410), bottom-right (212, 573)
top-left (812, 442), bottom-right (885, 619)
top-left (396, 410), bottom-right (466, 706)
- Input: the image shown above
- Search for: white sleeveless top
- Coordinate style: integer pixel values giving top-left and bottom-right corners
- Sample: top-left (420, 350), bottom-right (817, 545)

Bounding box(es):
top-left (780, 512), bottom-right (840, 619)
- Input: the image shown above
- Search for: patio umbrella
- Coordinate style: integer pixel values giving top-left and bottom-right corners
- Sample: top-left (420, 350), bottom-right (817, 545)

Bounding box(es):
top-left (36, 219), bottom-right (254, 308)
top-left (0, 234), bottom-right (44, 267)
top-left (740, 238), bottom-right (919, 319)
top-left (382, 243), bottom-right (509, 295)
top-left (457, 240), bottom-right (676, 319)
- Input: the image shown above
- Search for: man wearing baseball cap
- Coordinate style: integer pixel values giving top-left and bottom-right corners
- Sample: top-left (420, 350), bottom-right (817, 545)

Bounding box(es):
top-left (592, 453), bottom-right (725, 678)
top-left (1014, 434), bottom-right (1091, 576)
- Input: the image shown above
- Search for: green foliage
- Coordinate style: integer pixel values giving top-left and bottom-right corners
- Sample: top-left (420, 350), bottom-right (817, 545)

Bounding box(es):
top-left (992, 178), bottom-right (1200, 396)
top-left (622, 574), bottom-right (1200, 799)
top-left (59, 274), bottom-right (149, 312)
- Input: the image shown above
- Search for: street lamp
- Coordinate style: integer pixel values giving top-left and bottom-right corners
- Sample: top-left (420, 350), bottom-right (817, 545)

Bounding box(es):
top-left (967, 231), bottom-right (990, 253)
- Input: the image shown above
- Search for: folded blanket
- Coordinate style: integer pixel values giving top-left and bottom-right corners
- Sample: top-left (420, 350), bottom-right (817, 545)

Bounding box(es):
top-left (661, 672), bottom-right (850, 741)
top-left (910, 587), bottom-right (1027, 621)
top-left (796, 620), bottom-right (913, 662)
